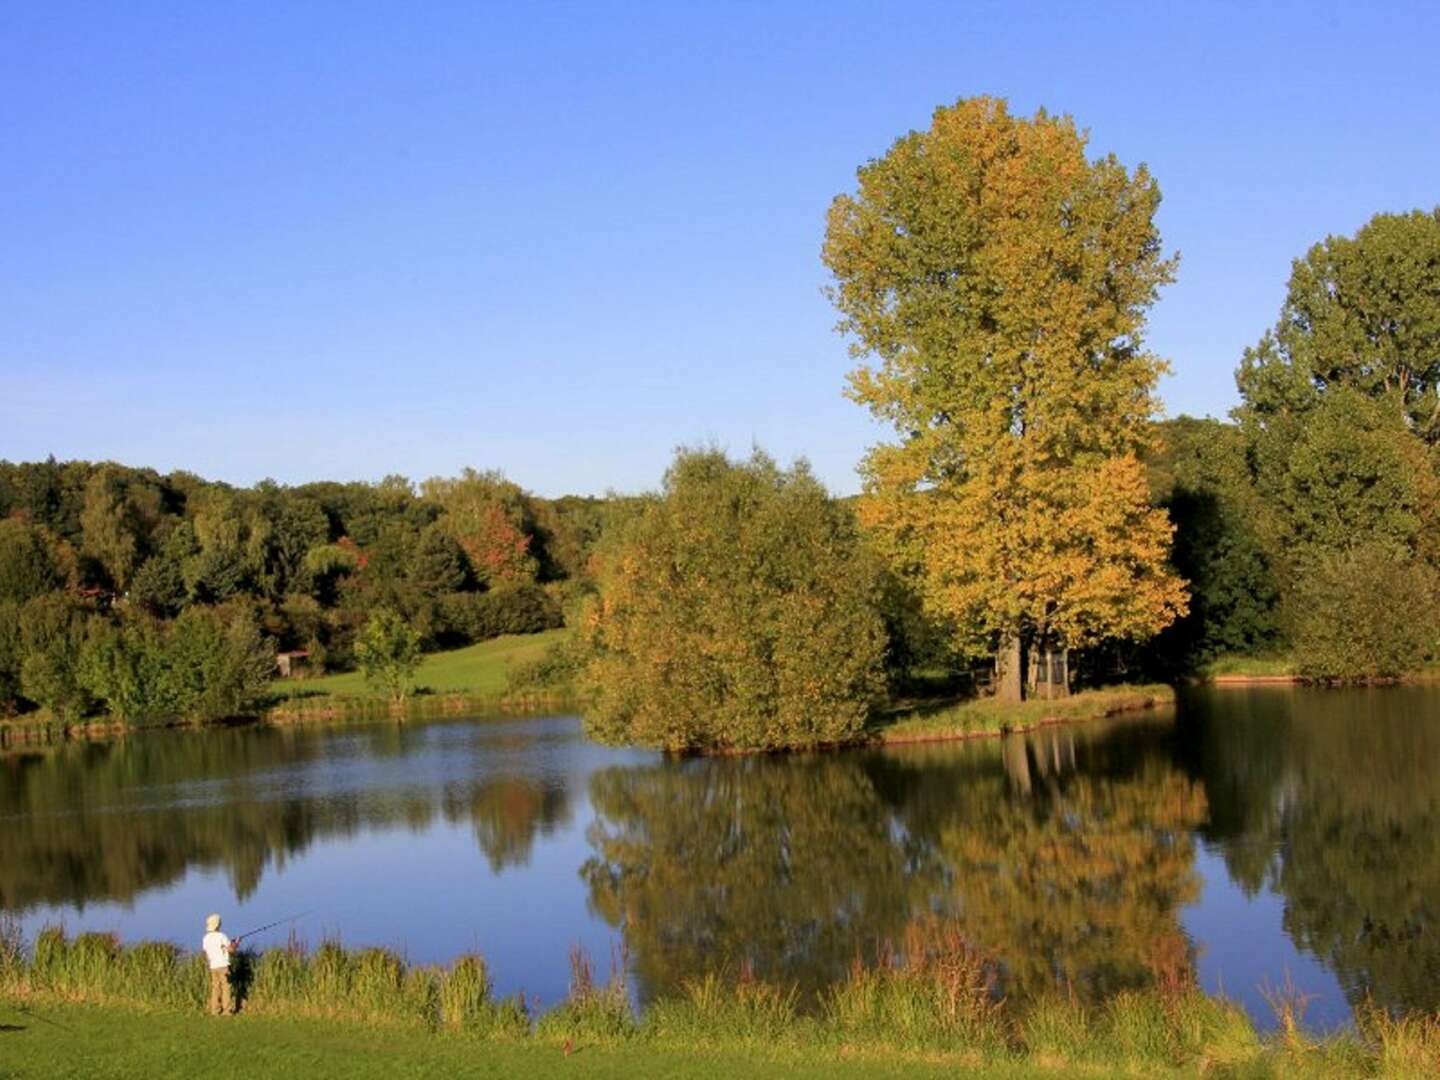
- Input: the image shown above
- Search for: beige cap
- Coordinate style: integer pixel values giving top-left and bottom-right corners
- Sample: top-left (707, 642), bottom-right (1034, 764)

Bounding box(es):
top-left (205, 913), bottom-right (221, 932)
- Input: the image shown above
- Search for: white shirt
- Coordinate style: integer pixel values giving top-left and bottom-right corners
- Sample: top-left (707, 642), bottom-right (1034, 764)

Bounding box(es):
top-left (202, 930), bottom-right (231, 970)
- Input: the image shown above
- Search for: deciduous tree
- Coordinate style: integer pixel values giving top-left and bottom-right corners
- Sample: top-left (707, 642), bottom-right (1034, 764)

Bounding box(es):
top-left (355, 608), bottom-right (423, 706)
top-left (823, 97), bottom-right (1186, 699)
top-left (580, 448), bottom-right (888, 751)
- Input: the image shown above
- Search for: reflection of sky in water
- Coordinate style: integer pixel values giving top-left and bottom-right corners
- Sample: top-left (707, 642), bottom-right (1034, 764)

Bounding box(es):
top-left (8, 691), bottom-right (1436, 1030)
top-left (12, 716), bottom-right (649, 1008)
top-left (1183, 842), bottom-right (1350, 1032)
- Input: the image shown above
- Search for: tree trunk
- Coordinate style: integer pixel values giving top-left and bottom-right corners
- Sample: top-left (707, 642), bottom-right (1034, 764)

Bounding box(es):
top-left (995, 631), bottom-right (1024, 703)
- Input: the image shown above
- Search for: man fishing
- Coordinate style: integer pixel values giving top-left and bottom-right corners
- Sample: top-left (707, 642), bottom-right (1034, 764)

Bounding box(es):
top-left (201, 914), bottom-right (235, 1016)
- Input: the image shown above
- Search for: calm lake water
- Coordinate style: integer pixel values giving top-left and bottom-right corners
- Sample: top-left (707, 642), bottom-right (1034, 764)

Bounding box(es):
top-left (4, 685), bottom-right (1437, 1030)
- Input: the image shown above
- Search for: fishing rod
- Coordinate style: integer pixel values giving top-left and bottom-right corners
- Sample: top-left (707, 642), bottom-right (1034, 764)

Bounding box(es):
top-left (233, 910), bottom-right (313, 945)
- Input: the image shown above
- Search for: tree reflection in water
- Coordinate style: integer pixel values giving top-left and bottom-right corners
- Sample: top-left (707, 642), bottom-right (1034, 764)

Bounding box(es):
top-left (583, 715), bottom-right (1208, 1007)
top-left (1180, 685), bottom-right (1440, 1013)
top-left (0, 722), bottom-right (573, 910)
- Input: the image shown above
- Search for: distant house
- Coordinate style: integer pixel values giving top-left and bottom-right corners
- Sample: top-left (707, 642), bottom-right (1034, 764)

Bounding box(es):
top-left (275, 650), bottom-right (311, 679)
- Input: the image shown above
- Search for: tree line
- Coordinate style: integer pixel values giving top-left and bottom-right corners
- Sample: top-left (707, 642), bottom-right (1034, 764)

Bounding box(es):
top-left (4, 95), bottom-right (1437, 744)
top-left (0, 463), bottom-right (607, 723)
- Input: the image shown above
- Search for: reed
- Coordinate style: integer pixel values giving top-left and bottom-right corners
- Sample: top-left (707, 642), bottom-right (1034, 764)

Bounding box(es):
top-left (9, 923), bottom-right (1440, 1075)
top-left (645, 966), bottom-right (803, 1047)
top-left (534, 944), bottom-right (635, 1043)
top-left (824, 921), bottom-right (1005, 1054)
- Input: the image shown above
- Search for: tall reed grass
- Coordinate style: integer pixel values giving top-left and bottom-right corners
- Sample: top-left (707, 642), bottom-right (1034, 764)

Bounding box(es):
top-left (4, 921), bottom-right (1439, 1074)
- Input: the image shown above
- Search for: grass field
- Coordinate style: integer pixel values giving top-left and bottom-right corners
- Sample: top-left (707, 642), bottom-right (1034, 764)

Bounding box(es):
top-left (0, 1001), bottom-right (1124, 1080)
top-left (270, 629), bottom-right (571, 709)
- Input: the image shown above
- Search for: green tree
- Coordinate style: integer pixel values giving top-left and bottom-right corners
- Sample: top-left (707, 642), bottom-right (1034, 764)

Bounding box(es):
top-left (17, 594), bottom-right (94, 721)
top-left (1286, 543), bottom-right (1439, 680)
top-left (1236, 208), bottom-right (1440, 438)
top-left (422, 469), bottom-right (540, 587)
top-left (0, 517), bottom-right (61, 602)
top-left (579, 448), bottom-right (888, 751)
top-left (1146, 418), bottom-right (1282, 669)
top-left (0, 599), bottom-right (23, 713)
top-left (354, 608), bottom-right (423, 706)
top-left (823, 97), bottom-right (1186, 700)
top-left (78, 468), bottom-right (143, 590)
top-left (163, 606), bottom-right (276, 721)
top-left (1250, 388), bottom-right (1440, 566)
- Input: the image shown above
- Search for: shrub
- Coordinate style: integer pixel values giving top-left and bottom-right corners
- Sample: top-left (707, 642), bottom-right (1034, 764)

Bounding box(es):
top-left (504, 636), bottom-right (583, 698)
top-left (438, 585), bottom-right (563, 645)
top-left (354, 609), bottom-right (422, 705)
top-left (1288, 543), bottom-right (1440, 680)
top-left (579, 448), bottom-right (889, 751)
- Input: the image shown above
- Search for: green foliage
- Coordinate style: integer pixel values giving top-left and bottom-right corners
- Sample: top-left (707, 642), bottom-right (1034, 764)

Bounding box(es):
top-left (1236, 207), bottom-right (1440, 439)
top-left (1146, 418), bottom-right (1282, 669)
top-left (165, 606), bottom-right (276, 721)
top-left (1286, 543), bottom-right (1440, 680)
top-left (580, 448), bottom-right (889, 751)
top-left (437, 584), bottom-right (562, 645)
top-left (503, 635), bottom-right (584, 699)
top-left (535, 946), bottom-right (637, 1043)
top-left (0, 599), bottom-right (23, 713)
top-left (0, 517), bottom-right (61, 602)
top-left (355, 608), bottom-right (423, 705)
top-left (78, 468), bottom-right (144, 590)
top-left (17, 594), bottom-right (95, 721)
top-left (824, 923), bottom-right (1004, 1053)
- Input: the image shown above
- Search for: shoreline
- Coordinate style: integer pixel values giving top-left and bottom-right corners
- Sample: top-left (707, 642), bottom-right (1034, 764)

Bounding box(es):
top-left (1, 928), bottom-right (1432, 1077)
top-left (0, 691), bottom-right (578, 751)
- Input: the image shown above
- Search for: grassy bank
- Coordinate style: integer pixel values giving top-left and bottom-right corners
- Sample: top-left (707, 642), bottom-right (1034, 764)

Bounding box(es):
top-left (875, 684), bottom-right (1175, 744)
top-left (1196, 654), bottom-right (1299, 680)
top-left (267, 629), bottom-right (573, 718)
top-left (0, 630), bottom-right (575, 748)
top-left (3, 925), bottom-right (1431, 1077)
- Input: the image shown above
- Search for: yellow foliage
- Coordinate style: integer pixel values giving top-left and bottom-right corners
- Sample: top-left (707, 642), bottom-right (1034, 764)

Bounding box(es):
top-left (825, 96), bottom-right (1186, 655)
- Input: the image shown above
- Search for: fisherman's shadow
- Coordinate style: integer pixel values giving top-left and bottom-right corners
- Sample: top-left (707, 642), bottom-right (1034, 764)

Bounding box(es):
top-left (231, 950), bottom-right (257, 1014)
top-left (0, 1023), bottom-right (25, 1032)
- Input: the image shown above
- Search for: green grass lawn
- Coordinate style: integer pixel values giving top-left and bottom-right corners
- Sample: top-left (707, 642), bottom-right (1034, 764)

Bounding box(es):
top-left (0, 1001), bottom-right (1086, 1080)
top-left (272, 629), bottom-right (571, 706)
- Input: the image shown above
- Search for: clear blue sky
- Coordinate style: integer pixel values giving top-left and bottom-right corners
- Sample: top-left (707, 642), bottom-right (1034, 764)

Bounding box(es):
top-left (4, 2), bottom-right (1437, 497)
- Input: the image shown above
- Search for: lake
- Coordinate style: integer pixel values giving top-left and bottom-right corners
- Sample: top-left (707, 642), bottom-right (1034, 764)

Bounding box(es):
top-left (4, 684), bottom-right (1437, 1030)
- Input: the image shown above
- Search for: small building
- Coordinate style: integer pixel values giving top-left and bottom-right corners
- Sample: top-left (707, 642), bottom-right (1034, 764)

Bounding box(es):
top-left (275, 650), bottom-right (311, 679)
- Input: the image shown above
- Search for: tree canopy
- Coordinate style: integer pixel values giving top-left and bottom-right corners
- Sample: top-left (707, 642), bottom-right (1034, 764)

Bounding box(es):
top-left (824, 96), bottom-right (1186, 698)
top-left (579, 448), bottom-right (888, 751)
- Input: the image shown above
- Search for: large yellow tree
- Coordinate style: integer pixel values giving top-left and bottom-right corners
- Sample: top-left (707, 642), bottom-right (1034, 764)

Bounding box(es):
top-left (823, 97), bottom-right (1186, 700)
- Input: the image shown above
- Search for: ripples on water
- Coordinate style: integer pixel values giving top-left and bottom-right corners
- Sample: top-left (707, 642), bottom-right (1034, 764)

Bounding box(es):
top-left (3, 685), bottom-right (1437, 1029)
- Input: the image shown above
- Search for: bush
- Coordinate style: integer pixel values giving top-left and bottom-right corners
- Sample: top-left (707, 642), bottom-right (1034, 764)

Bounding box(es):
top-left (78, 606), bottom-right (275, 725)
top-left (1288, 543), bottom-right (1440, 680)
top-left (354, 608), bottom-right (422, 705)
top-left (504, 636), bottom-right (584, 698)
top-left (579, 448), bottom-right (889, 752)
top-left (437, 585), bottom-right (563, 645)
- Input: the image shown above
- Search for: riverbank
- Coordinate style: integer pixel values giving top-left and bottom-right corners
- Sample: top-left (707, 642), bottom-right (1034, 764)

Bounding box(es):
top-left (874, 684), bottom-right (1175, 744)
top-left (0, 928), bottom-right (1429, 1077)
top-left (0, 631), bottom-right (573, 748)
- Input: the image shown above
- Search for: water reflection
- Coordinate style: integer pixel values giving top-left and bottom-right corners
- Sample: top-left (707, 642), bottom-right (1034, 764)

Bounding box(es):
top-left (583, 715), bottom-right (1207, 1006)
top-left (0, 721), bottom-right (576, 910)
top-left (4, 689), bottom-right (1440, 1024)
top-left (1179, 686), bottom-right (1440, 1013)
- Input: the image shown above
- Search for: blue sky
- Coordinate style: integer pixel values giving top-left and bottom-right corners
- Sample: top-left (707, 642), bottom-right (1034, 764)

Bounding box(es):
top-left (3, 2), bottom-right (1437, 496)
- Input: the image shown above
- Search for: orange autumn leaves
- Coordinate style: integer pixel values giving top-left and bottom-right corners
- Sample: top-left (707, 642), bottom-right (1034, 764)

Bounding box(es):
top-left (825, 97), bottom-right (1186, 660)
